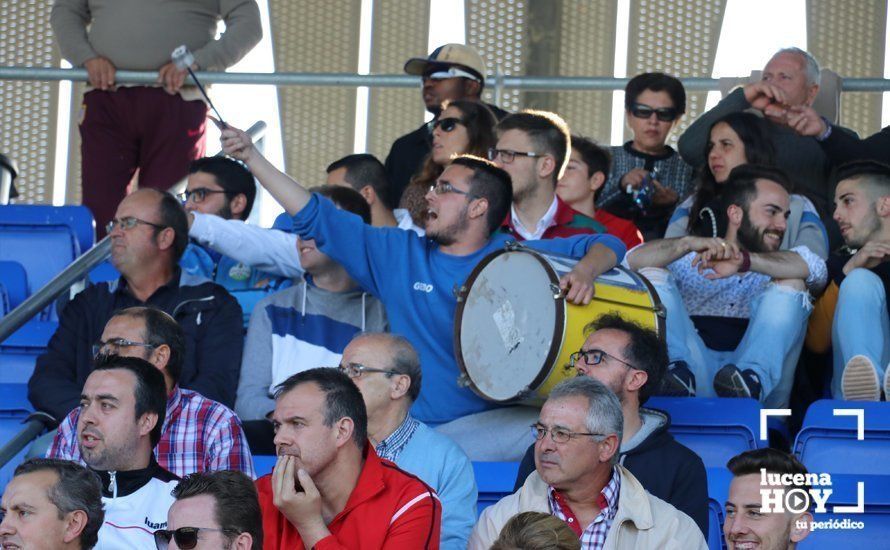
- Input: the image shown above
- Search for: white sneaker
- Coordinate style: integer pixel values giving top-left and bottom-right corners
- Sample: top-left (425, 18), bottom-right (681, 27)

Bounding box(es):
top-left (842, 355), bottom-right (881, 401)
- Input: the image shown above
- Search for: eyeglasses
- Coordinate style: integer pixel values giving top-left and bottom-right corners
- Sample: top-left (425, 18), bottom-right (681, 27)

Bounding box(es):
top-left (105, 216), bottom-right (167, 234)
top-left (569, 348), bottom-right (638, 370)
top-left (92, 338), bottom-right (157, 359)
top-left (629, 103), bottom-right (679, 122)
top-left (531, 424), bottom-right (606, 444)
top-left (154, 527), bottom-right (238, 550)
top-left (337, 362), bottom-right (400, 379)
top-left (177, 188), bottom-right (231, 204)
top-left (432, 117), bottom-right (464, 133)
top-left (428, 181), bottom-right (470, 196)
top-left (487, 148), bottom-right (543, 164)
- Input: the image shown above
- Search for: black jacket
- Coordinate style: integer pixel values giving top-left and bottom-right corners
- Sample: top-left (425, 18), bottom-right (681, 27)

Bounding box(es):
top-left (384, 102), bottom-right (510, 203)
top-left (514, 408), bottom-right (709, 536)
top-left (28, 271), bottom-right (243, 423)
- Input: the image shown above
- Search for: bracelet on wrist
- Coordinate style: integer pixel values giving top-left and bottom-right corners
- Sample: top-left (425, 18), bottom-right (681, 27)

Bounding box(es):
top-left (739, 250), bottom-right (751, 273)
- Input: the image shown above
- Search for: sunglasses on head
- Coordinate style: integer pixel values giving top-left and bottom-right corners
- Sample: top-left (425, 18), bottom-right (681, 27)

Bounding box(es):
top-left (630, 103), bottom-right (679, 122)
top-left (154, 527), bottom-right (236, 550)
top-left (432, 117), bottom-right (464, 133)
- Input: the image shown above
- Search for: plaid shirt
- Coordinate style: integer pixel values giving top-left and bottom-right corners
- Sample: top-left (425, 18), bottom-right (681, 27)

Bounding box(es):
top-left (47, 386), bottom-right (255, 479)
top-left (374, 415), bottom-right (419, 462)
top-left (548, 466), bottom-right (621, 550)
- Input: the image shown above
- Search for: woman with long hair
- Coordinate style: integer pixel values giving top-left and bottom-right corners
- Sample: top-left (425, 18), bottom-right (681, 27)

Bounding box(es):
top-left (665, 111), bottom-right (828, 258)
top-left (399, 99), bottom-right (497, 227)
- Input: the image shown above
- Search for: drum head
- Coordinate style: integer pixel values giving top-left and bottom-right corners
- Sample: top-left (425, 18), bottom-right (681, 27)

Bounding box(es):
top-left (455, 250), bottom-right (563, 402)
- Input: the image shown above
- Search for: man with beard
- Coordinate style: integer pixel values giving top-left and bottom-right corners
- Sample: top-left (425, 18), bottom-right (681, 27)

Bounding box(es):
top-left (257, 367), bottom-right (441, 549)
top-left (491, 110), bottom-right (606, 240)
top-left (806, 161), bottom-right (890, 400)
top-left (512, 313), bottom-right (708, 536)
top-left (76, 355), bottom-right (179, 548)
top-left (723, 449), bottom-right (813, 550)
top-left (220, 125), bottom-right (625, 461)
top-left (627, 165), bottom-right (826, 404)
top-left (469, 377), bottom-right (706, 549)
top-left (179, 156), bottom-right (282, 293)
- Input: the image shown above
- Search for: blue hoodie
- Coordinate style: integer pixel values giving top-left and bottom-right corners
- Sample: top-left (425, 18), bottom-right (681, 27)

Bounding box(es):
top-left (293, 194), bottom-right (626, 423)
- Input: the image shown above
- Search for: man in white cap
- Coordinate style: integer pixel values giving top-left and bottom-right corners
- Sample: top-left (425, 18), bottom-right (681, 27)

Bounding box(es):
top-left (385, 43), bottom-right (509, 201)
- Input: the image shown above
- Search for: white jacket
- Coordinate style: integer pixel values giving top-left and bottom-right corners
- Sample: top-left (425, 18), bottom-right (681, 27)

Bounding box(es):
top-left (469, 465), bottom-right (707, 550)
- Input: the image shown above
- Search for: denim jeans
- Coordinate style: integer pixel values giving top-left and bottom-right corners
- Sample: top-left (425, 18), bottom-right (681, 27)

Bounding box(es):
top-left (832, 268), bottom-right (890, 398)
top-left (647, 268), bottom-right (812, 407)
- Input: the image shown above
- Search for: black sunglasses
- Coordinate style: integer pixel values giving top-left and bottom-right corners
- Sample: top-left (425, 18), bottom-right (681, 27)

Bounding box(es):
top-left (630, 103), bottom-right (679, 122)
top-left (432, 117), bottom-right (464, 133)
top-left (154, 527), bottom-right (237, 549)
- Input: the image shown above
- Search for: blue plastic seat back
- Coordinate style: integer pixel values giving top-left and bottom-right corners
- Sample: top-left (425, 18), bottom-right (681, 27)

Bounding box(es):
top-left (473, 461), bottom-right (520, 517)
top-left (647, 397), bottom-right (761, 468)
top-left (0, 383), bottom-right (36, 497)
top-left (0, 205), bottom-right (95, 256)
top-left (0, 320), bottom-right (57, 384)
top-left (799, 474), bottom-right (890, 548)
top-left (88, 260), bottom-right (120, 285)
top-left (254, 455), bottom-right (276, 477)
top-left (0, 227), bottom-right (78, 299)
top-left (0, 260), bottom-right (27, 310)
top-left (229, 288), bottom-right (270, 328)
top-left (706, 467), bottom-right (732, 550)
top-left (794, 400), bottom-right (890, 476)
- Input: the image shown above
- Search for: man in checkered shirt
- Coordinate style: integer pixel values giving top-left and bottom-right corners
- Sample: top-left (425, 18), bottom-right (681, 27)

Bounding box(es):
top-left (469, 377), bottom-right (706, 549)
top-left (47, 306), bottom-right (255, 478)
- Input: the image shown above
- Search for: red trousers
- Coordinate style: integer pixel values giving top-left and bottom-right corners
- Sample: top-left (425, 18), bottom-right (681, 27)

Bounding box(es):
top-left (79, 87), bottom-right (207, 237)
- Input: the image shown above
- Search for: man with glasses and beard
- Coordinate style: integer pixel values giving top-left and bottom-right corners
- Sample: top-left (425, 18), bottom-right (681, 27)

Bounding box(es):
top-left (627, 165), bottom-right (826, 405)
top-left (220, 125), bottom-right (625, 461)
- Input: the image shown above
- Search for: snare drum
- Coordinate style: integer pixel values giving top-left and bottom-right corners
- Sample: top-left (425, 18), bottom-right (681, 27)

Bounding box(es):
top-left (454, 245), bottom-right (664, 404)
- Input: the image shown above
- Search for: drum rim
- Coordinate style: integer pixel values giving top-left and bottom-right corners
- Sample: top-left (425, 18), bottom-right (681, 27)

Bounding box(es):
top-left (453, 244), bottom-right (566, 403)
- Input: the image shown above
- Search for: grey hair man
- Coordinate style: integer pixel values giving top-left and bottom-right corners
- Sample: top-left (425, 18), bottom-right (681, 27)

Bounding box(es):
top-left (0, 458), bottom-right (105, 550)
top-left (469, 377), bottom-right (706, 549)
top-left (339, 332), bottom-right (476, 549)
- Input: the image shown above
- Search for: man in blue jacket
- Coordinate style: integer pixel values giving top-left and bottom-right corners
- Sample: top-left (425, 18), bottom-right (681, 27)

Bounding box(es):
top-left (28, 188), bottom-right (244, 424)
top-left (513, 313), bottom-right (709, 536)
top-left (342, 332), bottom-right (476, 550)
top-left (221, 126), bottom-right (626, 461)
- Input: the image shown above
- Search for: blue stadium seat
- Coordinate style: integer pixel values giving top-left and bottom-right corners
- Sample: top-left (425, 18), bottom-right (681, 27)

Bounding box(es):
top-left (88, 259), bottom-right (120, 285)
top-left (647, 397), bottom-right (762, 469)
top-left (473, 461), bottom-right (519, 517)
top-left (0, 320), bottom-right (56, 384)
top-left (254, 455), bottom-right (276, 477)
top-left (794, 400), bottom-right (890, 476)
top-left (0, 260), bottom-right (27, 312)
top-left (706, 467), bottom-right (732, 550)
top-left (230, 288), bottom-right (271, 327)
top-left (0, 382), bottom-right (36, 495)
top-left (799, 474), bottom-right (890, 549)
top-left (0, 205), bottom-right (96, 320)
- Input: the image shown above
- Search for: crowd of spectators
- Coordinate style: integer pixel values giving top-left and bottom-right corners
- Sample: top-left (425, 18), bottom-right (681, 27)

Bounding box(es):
top-left (5, 9), bottom-right (890, 547)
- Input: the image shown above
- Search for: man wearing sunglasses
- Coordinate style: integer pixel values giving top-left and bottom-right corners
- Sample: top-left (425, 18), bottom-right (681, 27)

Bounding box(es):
top-left (179, 156), bottom-right (284, 298)
top-left (157, 470), bottom-right (262, 550)
top-left (511, 313), bottom-right (709, 536)
top-left (598, 72), bottom-right (694, 241)
top-left (259, 368), bottom-right (441, 549)
top-left (29, 188), bottom-right (244, 432)
top-left (47, 307), bottom-right (255, 479)
top-left (340, 332), bottom-right (476, 550)
top-left (469, 377), bottom-right (707, 549)
top-left (221, 126), bottom-right (626, 461)
top-left (385, 43), bottom-right (509, 203)
top-left (492, 110), bottom-right (607, 241)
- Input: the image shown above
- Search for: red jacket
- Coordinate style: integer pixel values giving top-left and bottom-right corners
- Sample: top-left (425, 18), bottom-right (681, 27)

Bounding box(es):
top-left (256, 445), bottom-right (441, 550)
top-left (594, 209), bottom-right (644, 249)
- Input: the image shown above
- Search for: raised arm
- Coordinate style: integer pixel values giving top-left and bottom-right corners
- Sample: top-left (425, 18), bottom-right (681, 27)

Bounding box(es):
top-left (626, 236), bottom-right (734, 270)
top-left (221, 126), bottom-right (313, 216)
